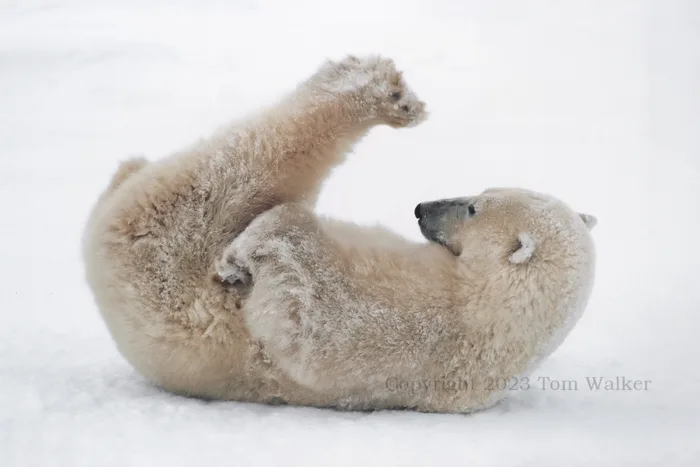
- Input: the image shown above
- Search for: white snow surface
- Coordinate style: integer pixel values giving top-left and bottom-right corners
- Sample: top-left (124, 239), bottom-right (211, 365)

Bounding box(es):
top-left (1, 1), bottom-right (699, 465)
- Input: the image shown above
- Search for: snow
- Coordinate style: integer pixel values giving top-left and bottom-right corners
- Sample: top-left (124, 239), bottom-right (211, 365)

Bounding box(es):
top-left (1, 0), bottom-right (699, 465)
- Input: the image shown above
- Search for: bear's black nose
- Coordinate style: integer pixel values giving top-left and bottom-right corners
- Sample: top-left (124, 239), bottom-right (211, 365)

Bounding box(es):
top-left (414, 203), bottom-right (422, 219)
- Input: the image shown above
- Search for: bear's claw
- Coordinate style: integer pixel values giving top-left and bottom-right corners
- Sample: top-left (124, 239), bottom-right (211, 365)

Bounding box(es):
top-left (216, 255), bottom-right (251, 285)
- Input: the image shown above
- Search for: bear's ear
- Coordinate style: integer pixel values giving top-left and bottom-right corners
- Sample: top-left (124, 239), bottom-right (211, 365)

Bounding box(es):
top-left (509, 232), bottom-right (536, 264)
top-left (579, 213), bottom-right (597, 230)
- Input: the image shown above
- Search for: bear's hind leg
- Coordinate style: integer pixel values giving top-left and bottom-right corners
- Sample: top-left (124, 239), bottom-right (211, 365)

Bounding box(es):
top-left (211, 55), bottom-right (427, 209)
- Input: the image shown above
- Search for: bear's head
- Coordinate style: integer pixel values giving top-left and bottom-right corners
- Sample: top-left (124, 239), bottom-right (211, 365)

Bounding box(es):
top-left (415, 187), bottom-right (596, 266)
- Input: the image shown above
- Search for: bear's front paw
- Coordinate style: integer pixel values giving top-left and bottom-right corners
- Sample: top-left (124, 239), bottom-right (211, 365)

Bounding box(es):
top-left (313, 55), bottom-right (427, 128)
top-left (216, 243), bottom-right (252, 285)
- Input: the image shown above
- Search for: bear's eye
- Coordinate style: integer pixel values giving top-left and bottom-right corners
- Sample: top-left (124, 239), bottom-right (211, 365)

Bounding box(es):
top-left (468, 204), bottom-right (477, 216)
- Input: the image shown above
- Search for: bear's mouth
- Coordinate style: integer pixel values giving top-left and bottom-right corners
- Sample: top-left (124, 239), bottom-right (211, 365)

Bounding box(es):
top-left (418, 218), bottom-right (459, 256)
top-left (415, 198), bottom-right (472, 256)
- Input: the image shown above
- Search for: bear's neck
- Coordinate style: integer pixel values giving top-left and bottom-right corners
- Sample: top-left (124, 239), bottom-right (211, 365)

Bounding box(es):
top-left (443, 243), bottom-right (594, 388)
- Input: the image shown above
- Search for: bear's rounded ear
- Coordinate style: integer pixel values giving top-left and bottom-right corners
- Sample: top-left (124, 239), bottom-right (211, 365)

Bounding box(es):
top-left (509, 232), bottom-right (536, 264)
top-left (579, 213), bottom-right (597, 230)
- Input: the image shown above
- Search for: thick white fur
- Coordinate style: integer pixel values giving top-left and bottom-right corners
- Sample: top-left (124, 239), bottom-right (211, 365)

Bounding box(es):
top-left (83, 55), bottom-right (428, 407)
top-left (83, 55), bottom-right (596, 413)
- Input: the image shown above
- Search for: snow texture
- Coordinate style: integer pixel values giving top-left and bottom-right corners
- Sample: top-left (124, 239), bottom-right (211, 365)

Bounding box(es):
top-left (1, 0), bottom-right (699, 466)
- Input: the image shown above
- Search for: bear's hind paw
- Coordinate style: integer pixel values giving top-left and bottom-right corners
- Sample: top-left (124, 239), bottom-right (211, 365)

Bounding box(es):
top-left (312, 55), bottom-right (427, 128)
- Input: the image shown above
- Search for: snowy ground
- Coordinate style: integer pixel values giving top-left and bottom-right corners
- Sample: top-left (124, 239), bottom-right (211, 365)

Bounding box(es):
top-left (1, 0), bottom-right (699, 465)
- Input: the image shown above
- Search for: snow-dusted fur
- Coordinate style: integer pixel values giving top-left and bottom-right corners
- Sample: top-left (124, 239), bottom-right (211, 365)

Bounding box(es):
top-left (82, 56), bottom-right (427, 406)
top-left (83, 55), bottom-right (596, 413)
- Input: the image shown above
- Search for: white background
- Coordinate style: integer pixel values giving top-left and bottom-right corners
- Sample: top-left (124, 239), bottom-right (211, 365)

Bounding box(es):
top-left (1, 0), bottom-right (699, 465)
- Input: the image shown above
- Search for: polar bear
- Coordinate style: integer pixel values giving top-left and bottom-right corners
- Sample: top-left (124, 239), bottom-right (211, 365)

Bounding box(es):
top-left (82, 55), bottom-right (428, 405)
top-left (83, 54), bottom-right (597, 413)
top-left (216, 189), bottom-right (596, 412)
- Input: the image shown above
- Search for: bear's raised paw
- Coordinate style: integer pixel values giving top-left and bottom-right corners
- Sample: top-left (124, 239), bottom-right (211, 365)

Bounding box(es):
top-left (310, 55), bottom-right (427, 128)
top-left (215, 253), bottom-right (251, 286)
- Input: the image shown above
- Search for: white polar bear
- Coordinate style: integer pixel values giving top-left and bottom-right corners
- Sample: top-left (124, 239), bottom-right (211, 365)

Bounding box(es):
top-left (83, 55), bottom-right (596, 413)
